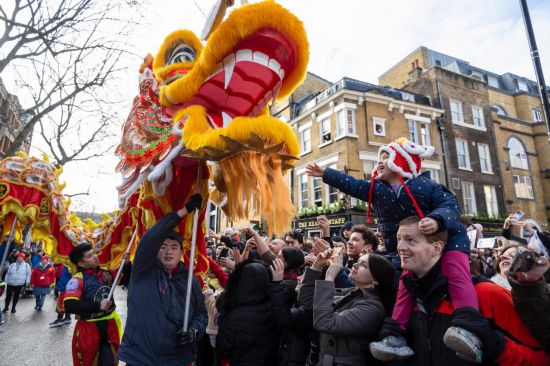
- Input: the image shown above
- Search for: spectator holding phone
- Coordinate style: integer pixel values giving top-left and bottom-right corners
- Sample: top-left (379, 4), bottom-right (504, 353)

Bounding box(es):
top-left (502, 211), bottom-right (528, 245)
top-left (508, 252), bottom-right (550, 353)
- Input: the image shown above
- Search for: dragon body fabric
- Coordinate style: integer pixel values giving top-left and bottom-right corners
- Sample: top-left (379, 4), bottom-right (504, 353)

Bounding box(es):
top-left (0, 1), bottom-right (308, 274)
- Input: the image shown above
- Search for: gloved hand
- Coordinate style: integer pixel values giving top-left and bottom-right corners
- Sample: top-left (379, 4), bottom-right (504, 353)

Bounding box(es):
top-left (185, 194), bottom-right (202, 213)
top-left (378, 317), bottom-right (405, 339)
top-left (451, 307), bottom-right (505, 362)
top-left (176, 328), bottom-right (198, 347)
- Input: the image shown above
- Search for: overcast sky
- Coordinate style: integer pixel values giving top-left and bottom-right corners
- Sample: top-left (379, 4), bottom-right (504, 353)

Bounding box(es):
top-left (26, 0), bottom-right (550, 214)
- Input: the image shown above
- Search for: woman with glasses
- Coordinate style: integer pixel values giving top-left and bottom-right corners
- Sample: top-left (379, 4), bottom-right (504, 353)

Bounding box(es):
top-left (298, 250), bottom-right (395, 366)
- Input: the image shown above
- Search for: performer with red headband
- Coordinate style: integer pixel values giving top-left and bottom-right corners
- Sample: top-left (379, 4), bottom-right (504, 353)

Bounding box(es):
top-left (307, 137), bottom-right (484, 362)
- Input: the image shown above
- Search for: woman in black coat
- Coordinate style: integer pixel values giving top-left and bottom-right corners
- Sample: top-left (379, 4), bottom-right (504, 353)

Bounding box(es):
top-left (216, 259), bottom-right (283, 366)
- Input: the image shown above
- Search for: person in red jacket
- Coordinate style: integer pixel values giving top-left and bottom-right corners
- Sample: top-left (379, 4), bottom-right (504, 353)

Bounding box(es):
top-left (30, 255), bottom-right (55, 311)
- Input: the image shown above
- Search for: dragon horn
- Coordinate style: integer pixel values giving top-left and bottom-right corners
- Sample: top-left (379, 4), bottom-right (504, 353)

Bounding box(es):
top-left (201, 0), bottom-right (235, 41)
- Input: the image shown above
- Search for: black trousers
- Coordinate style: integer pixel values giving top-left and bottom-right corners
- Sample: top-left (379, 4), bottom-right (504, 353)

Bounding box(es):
top-left (4, 284), bottom-right (23, 310)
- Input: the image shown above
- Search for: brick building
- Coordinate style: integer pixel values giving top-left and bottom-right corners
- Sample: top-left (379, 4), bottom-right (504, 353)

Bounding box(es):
top-left (0, 78), bottom-right (32, 157)
top-left (277, 74), bottom-right (445, 237)
top-left (380, 47), bottom-right (550, 229)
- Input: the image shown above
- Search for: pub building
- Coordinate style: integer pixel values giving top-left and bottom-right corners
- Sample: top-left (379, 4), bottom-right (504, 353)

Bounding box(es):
top-left (292, 211), bottom-right (368, 238)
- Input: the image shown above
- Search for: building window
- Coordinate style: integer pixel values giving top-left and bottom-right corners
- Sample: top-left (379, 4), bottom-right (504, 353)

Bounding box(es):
top-left (407, 120), bottom-right (430, 146)
top-left (420, 123), bottom-right (430, 145)
top-left (483, 185), bottom-right (499, 218)
top-left (300, 128), bottom-right (311, 153)
top-left (408, 120), bottom-right (417, 143)
top-left (424, 168), bottom-right (440, 183)
top-left (491, 104), bottom-right (508, 116)
top-left (513, 175), bottom-right (534, 199)
top-left (477, 143), bottom-right (492, 173)
top-left (461, 181), bottom-right (477, 215)
top-left (450, 99), bottom-right (464, 123)
top-left (472, 106), bottom-right (485, 128)
top-left (363, 160), bottom-right (376, 178)
top-left (532, 109), bottom-right (542, 122)
top-left (313, 176), bottom-right (322, 207)
top-left (508, 137), bottom-right (529, 170)
top-left (455, 139), bottom-right (471, 170)
top-left (336, 109), bottom-right (356, 137)
top-left (373, 117), bottom-right (386, 136)
top-left (299, 174), bottom-right (308, 208)
top-left (319, 118), bottom-right (331, 144)
top-left (517, 79), bottom-right (529, 92)
top-left (327, 164), bottom-right (339, 203)
top-left (487, 75), bottom-right (499, 88)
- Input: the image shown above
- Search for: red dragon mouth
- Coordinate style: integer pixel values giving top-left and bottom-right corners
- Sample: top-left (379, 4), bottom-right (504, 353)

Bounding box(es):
top-left (167, 28), bottom-right (297, 129)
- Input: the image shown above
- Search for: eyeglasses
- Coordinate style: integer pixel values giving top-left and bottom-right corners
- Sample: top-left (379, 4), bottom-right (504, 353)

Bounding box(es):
top-left (352, 261), bottom-right (369, 270)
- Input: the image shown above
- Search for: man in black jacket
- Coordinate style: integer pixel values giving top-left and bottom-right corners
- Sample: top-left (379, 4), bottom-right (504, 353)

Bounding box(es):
top-left (371, 216), bottom-right (549, 365)
top-left (118, 194), bottom-right (207, 366)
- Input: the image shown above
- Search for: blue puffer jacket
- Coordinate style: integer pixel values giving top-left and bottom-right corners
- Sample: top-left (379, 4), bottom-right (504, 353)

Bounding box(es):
top-left (118, 212), bottom-right (207, 366)
top-left (56, 266), bottom-right (72, 292)
top-left (323, 169), bottom-right (469, 255)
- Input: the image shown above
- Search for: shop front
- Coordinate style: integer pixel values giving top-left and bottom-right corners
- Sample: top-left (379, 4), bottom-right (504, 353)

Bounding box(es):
top-left (292, 211), bottom-right (368, 238)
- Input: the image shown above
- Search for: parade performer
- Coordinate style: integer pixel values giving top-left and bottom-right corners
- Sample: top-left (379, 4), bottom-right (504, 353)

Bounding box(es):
top-left (307, 138), bottom-right (484, 362)
top-left (118, 194), bottom-right (207, 365)
top-left (64, 244), bottom-right (122, 366)
top-left (30, 254), bottom-right (55, 311)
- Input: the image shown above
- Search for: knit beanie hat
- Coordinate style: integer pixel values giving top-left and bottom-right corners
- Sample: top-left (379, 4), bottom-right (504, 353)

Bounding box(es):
top-left (281, 247), bottom-right (305, 271)
top-left (366, 138), bottom-right (435, 223)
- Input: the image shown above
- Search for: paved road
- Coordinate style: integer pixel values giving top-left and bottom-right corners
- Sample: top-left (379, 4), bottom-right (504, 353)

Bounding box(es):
top-left (0, 287), bottom-right (128, 366)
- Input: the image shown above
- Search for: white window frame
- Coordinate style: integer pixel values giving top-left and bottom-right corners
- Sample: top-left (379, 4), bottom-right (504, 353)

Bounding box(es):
top-left (313, 176), bottom-right (323, 207)
top-left (513, 175), bottom-right (534, 199)
top-left (299, 128), bottom-right (311, 155)
top-left (472, 105), bottom-right (485, 128)
top-left (461, 181), bottom-right (477, 215)
top-left (424, 168), bottom-right (441, 183)
top-left (318, 118), bottom-right (332, 146)
top-left (372, 117), bottom-right (386, 136)
top-left (483, 185), bottom-right (499, 218)
top-left (455, 138), bottom-right (471, 170)
top-left (408, 119), bottom-right (419, 144)
top-left (477, 143), bottom-right (493, 174)
top-left (508, 138), bottom-right (529, 170)
top-left (299, 174), bottom-right (309, 208)
top-left (335, 103), bottom-right (358, 139)
top-left (326, 163), bottom-right (339, 204)
top-left (450, 99), bottom-right (464, 123)
top-left (532, 108), bottom-right (542, 122)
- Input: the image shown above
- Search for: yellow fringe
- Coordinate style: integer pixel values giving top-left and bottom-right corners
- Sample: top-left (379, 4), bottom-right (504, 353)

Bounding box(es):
top-left (218, 152), bottom-right (295, 237)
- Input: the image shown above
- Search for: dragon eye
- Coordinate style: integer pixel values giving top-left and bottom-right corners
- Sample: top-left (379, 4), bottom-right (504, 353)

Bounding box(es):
top-left (166, 43), bottom-right (195, 65)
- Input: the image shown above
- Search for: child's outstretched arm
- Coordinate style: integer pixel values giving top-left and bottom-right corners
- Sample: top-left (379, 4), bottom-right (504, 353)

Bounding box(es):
top-left (307, 163), bottom-right (371, 202)
top-left (427, 183), bottom-right (461, 232)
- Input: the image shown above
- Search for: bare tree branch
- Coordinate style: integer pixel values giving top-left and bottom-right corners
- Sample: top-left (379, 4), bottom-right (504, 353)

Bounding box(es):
top-left (2, 0), bottom-right (148, 164)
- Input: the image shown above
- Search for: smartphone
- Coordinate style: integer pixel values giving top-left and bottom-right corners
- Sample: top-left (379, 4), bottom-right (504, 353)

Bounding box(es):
top-left (219, 247), bottom-right (230, 259)
top-left (513, 210), bottom-right (525, 221)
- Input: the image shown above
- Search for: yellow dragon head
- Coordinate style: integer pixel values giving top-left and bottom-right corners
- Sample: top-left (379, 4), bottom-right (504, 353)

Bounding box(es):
top-left (116, 1), bottom-right (309, 235)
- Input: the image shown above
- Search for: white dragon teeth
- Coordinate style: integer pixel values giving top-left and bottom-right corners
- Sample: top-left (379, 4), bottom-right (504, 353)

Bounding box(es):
top-left (236, 49), bottom-right (253, 63)
top-left (223, 53), bottom-right (236, 90)
top-left (222, 112), bottom-right (233, 127)
top-left (208, 49), bottom-right (285, 89)
top-left (268, 59), bottom-right (281, 75)
top-left (252, 51), bottom-right (269, 67)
